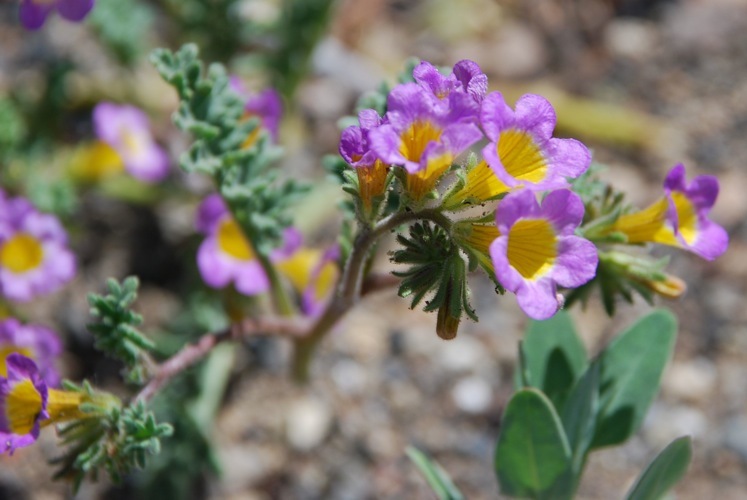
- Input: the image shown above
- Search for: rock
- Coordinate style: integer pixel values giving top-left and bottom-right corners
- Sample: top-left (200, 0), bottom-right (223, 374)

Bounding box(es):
top-left (604, 19), bottom-right (658, 61)
top-left (286, 396), bottom-right (334, 451)
top-left (331, 358), bottom-right (369, 395)
top-left (451, 376), bottom-right (493, 415)
top-left (662, 358), bottom-right (717, 404)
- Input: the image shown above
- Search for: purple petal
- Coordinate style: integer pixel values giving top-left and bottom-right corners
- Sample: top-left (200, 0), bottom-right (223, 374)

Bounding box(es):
top-left (368, 123), bottom-right (409, 168)
top-left (552, 236), bottom-right (598, 288)
top-left (358, 109), bottom-right (382, 131)
top-left (494, 189), bottom-right (540, 233)
top-left (453, 60), bottom-right (488, 102)
top-left (246, 89), bottom-right (283, 141)
top-left (686, 175), bottom-right (719, 211)
top-left (480, 92), bottom-right (516, 141)
top-left (440, 122), bottom-right (483, 156)
top-left (663, 163), bottom-right (687, 192)
top-left (515, 279), bottom-right (560, 320)
top-left (689, 220), bottom-right (729, 261)
top-left (123, 142), bottom-right (170, 183)
top-left (546, 137), bottom-right (591, 179)
top-left (195, 195), bottom-right (228, 234)
top-left (513, 94), bottom-right (557, 141)
top-left (233, 261), bottom-right (270, 296)
top-left (540, 190), bottom-right (585, 235)
top-left (339, 126), bottom-right (366, 164)
top-left (57, 0), bottom-right (95, 21)
top-left (196, 238), bottom-right (234, 289)
top-left (18, 1), bottom-right (52, 30)
top-left (413, 61), bottom-right (455, 98)
top-left (490, 236), bottom-right (523, 292)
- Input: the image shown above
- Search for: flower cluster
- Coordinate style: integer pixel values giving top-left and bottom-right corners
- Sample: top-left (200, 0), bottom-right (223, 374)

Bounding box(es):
top-left (0, 190), bottom-right (76, 302)
top-left (19, 0), bottom-right (94, 30)
top-left (339, 59), bottom-right (727, 321)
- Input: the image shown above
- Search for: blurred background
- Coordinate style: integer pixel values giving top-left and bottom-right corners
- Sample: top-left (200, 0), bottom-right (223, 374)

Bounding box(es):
top-left (1, 0), bottom-right (746, 498)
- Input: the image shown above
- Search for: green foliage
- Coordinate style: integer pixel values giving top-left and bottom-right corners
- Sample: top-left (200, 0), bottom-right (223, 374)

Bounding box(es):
top-left (391, 222), bottom-right (477, 337)
top-left (54, 399), bottom-right (173, 492)
top-left (88, 277), bottom-right (155, 384)
top-left (89, 0), bottom-right (155, 65)
top-left (0, 97), bottom-right (26, 160)
top-left (517, 311), bottom-right (588, 410)
top-left (493, 309), bottom-right (680, 498)
top-left (494, 389), bottom-right (572, 499)
top-left (592, 309), bottom-right (677, 449)
top-left (406, 446), bottom-right (464, 500)
top-left (151, 44), bottom-right (307, 255)
top-left (268, 0), bottom-right (336, 98)
top-left (626, 436), bottom-right (692, 500)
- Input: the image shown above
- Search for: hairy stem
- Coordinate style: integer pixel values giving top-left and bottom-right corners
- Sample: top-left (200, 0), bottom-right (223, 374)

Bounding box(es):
top-left (134, 316), bottom-right (308, 403)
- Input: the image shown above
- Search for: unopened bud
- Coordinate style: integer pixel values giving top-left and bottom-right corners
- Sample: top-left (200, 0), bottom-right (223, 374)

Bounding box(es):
top-left (437, 303), bottom-right (460, 340)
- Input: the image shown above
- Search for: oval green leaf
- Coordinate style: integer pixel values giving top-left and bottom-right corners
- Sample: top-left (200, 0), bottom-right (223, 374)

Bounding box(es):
top-left (626, 436), bottom-right (692, 500)
top-left (495, 389), bottom-right (572, 498)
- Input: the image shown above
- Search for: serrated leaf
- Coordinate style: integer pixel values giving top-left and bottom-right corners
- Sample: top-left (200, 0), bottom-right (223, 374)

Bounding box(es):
top-left (592, 309), bottom-right (677, 449)
top-left (626, 436), bottom-right (692, 500)
top-left (495, 389), bottom-right (572, 498)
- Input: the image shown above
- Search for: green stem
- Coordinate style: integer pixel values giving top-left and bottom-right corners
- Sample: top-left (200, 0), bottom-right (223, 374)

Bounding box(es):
top-left (290, 208), bottom-right (453, 382)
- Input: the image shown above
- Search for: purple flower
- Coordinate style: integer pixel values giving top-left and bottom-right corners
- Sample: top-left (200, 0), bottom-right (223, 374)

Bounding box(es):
top-left (369, 82), bottom-right (483, 200)
top-left (611, 164), bottom-right (728, 261)
top-left (229, 77), bottom-right (283, 145)
top-left (19, 0), bottom-right (94, 30)
top-left (490, 189), bottom-right (598, 320)
top-left (0, 353), bottom-right (90, 455)
top-left (0, 318), bottom-right (62, 387)
top-left (480, 92), bottom-right (590, 191)
top-left (276, 244), bottom-right (340, 317)
top-left (413, 59), bottom-right (488, 103)
top-left (340, 110), bottom-right (389, 210)
top-left (0, 354), bottom-right (48, 454)
top-left (663, 164), bottom-right (728, 260)
top-left (93, 102), bottom-right (169, 183)
top-left (195, 195), bottom-right (269, 296)
top-left (0, 196), bottom-right (76, 302)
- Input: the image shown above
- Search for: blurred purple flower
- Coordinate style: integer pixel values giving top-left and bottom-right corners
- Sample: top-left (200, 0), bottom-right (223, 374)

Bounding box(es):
top-left (229, 77), bottom-right (283, 144)
top-left (19, 0), bottom-right (94, 30)
top-left (0, 318), bottom-right (62, 387)
top-left (195, 195), bottom-right (269, 296)
top-left (413, 59), bottom-right (488, 103)
top-left (0, 353), bottom-right (48, 454)
top-left (0, 196), bottom-right (76, 302)
top-left (490, 189), bottom-right (597, 320)
top-left (93, 102), bottom-right (169, 183)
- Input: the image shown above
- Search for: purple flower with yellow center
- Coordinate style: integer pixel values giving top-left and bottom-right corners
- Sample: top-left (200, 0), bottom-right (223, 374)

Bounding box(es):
top-left (19, 0), bottom-right (94, 30)
top-left (611, 164), bottom-right (728, 260)
top-left (229, 77), bottom-right (283, 148)
top-left (481, 92), bottom-right (590, 191)
top-left (339, 109), bottom-right (389, 211)
top-left (195, 194), bottom-right (269, 296)
top-left (490, 189), bottom-right (598, 320)
top-left (0, 318), bottom-right (61, 387)
top-left (413, 59), bottom-right (488, 103)
top-left (1, 353), bottom-right (89, 455)
top-left (0, 196), bottom-right (76, 303)
top-left (276, 245), bottom-right (340, 317)
top-left (93, 102), bottom-right (169, 183)
top-left (370, 83), bottom-right (483, 201)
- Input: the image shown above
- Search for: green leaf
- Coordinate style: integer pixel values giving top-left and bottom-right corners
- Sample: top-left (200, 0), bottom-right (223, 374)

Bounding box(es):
top-left (495, 389), bottom-right (572, 498)
top-left (560, 362), bottom-right (600, 483)
top-left (406, 446), bottom-right (464, 500)
top-left (592, 309), bottom-right (677, 449)
top-left (626, 436), bottom-right (692, 500)
top-left (518, 311), bottom-right (588, 411)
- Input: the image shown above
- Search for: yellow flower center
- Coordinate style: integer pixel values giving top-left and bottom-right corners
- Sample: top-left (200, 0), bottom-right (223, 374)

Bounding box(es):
top-left (217, 218), bottom-right (254, 260)
top-left (498, 129), bottom-right (548, 183)
top-left (443, 161), bottom-right (510, 209)
top-left (507, 218), bottom-right (557, 280)
top-left (0, 233), bottom-right (44, 274)
top-left (121, 129), bottom-right (147, 157)
top-left (463, 223), bottom-right (501, 273)
top-left (6, 379), bottom-right (43, 435)
top-left (669, 192), bottom-right (698, 245)
top-left (275, 249), bottom-right (338, 301)
top-left (0, 346), bottom-right (33, 377)
top-left (399, 120), bottom-right (443, 163)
